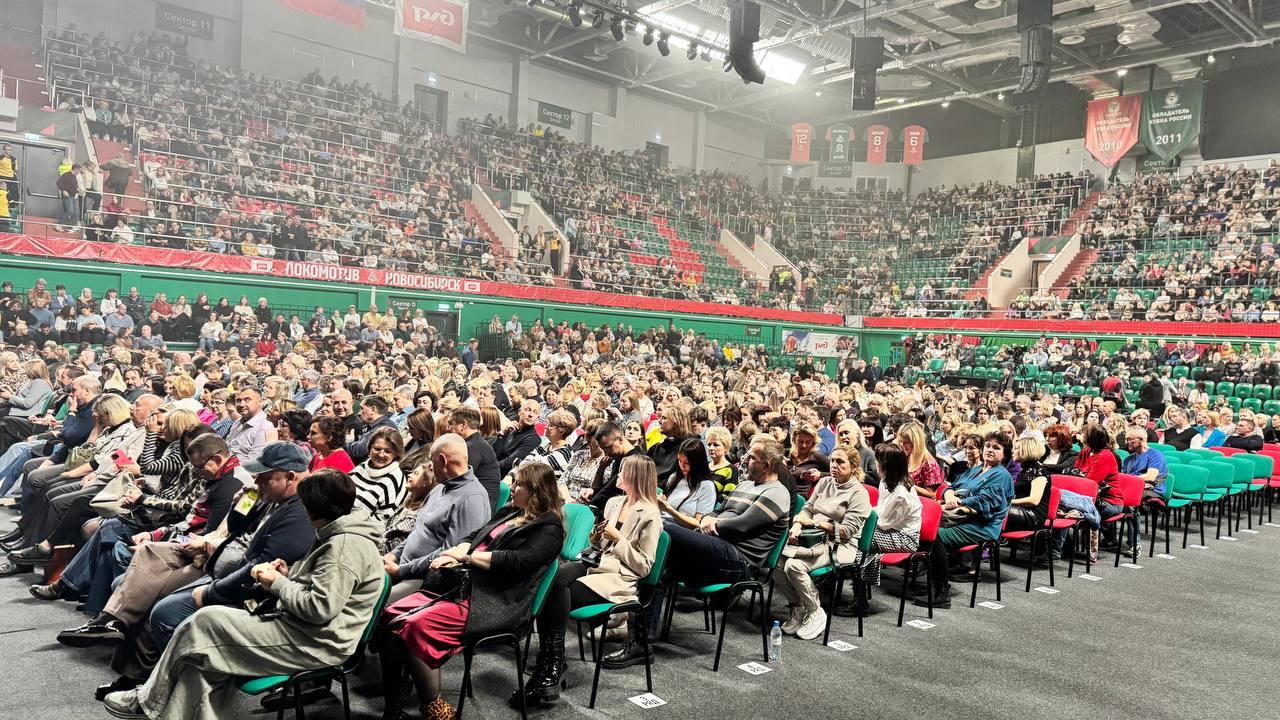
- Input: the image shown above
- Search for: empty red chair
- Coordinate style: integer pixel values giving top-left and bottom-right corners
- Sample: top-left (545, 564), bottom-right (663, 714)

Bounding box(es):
top-left (1215, 446), bottom-right (1245, 457)
top-left (1100, 474), bottom-right (1146, 567)
top-left (882, 498), bottom-right (941, 627)
top-left (1000, 486), bottom-right (1061, 592)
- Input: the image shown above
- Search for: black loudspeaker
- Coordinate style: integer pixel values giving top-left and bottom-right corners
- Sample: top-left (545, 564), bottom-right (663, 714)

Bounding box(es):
top-left (728, 1), bottom-right (765, 84)
top-left (850, 36), bottom-right (884, 111)
top-left (1016, 0), bottom-right (1053, 32)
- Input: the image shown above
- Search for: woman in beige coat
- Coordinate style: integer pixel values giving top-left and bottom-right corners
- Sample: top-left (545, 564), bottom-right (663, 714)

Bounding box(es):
top-left (772, 446), bottom-right (871, 641)
top-left (514, 454), bottom-right (661, 707)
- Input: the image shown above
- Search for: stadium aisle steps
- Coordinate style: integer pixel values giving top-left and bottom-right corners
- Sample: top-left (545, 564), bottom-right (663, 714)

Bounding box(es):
top-left (1050, 248), bottom-right (1100, 299)
top-left (92, 138), bottom-right (146, 213)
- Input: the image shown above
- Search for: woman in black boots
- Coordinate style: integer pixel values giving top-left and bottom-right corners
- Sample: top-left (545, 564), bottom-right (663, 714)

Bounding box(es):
top-left (512, 454), bottom-right (662, 707)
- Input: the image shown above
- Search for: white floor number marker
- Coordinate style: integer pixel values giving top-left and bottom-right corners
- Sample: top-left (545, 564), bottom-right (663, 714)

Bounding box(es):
top-left (977, 601), bottom-right (1004, 610)
top-left (1239, 529), bottom-right (1259, 534)
top-left (738, 661), bottom-right (772, 675)
top-left (1078, 574), bottom-right (1101, 581)
top-left (1155, 553), bottom-right (1176, 559)
top-left (628, 693), bottom-right (668, 709)
top-left (1034, 586), bottom-right (1060, 594)
top-left (905, 619), bottom-right (935, 630)
top-left (1264, 523), bottom-right (1280, 528)
top-left (1220, 536), bottom-right (1238, 542)
top-left (827, 640), bottom-right (857, 652)
top-left (1188, 544), bottom-right (1209, 549)
top-left (1121, 563), bottom-right (1143, 569)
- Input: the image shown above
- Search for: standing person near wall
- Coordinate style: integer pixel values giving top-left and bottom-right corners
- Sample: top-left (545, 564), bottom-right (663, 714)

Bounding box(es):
top-left (0, 144), bottom-right (17, 220)
top-left (56, 161), bottom-right (80, 232)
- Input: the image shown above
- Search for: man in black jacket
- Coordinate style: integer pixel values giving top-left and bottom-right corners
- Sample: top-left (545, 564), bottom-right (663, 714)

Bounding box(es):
top-left (70, 442), bottom-right (315, 690)
top-left (494, 399), bottom-right (541, 476)
top-left (586, 422), bottom-right (645, 518)
top-left (347, 395), bottom-right (396, 464)
top-left (1223, 417), bottom-right (1264, 452)
top-left (447, 406), bottom-right (501, 507)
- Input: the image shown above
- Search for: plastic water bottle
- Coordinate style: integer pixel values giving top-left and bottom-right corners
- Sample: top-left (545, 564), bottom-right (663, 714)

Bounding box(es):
top-left (769, 621), bottom-right (782, 663)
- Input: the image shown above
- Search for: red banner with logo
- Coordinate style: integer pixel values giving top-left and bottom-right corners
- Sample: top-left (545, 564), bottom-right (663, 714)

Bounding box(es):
top-left (0, 234), bottom-right (843, 326)
top-left (902, 125), bottom-right (927, 165)
top-left (865, 124), bottom-right (890, 164)
top-left (394, 0), bottom-right (468, 53)
top-left (279, 0), bottom-right (366, 28)
top-left (1084, 94), bottom-right (1142, 168)
top-left (789, 122), bottom-right (814, 163)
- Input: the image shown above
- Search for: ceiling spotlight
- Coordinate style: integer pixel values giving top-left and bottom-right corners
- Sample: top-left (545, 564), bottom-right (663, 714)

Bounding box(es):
top-left (723, 57), bottom-right (734, 73)
top-left (643, 27), bottom-right (654, 46)
top-left (1116, 67), bottom-right (1128, 77)
top-left (701, 48), bottom-right (712, 61)
top-left (567, 2), bottom-right (582, 27)
top-left (656, 32), bottom-right (670, 56)
top-left (610, 16), bottom-right (624, 41)
top-left (997, 91), bottom-right (1005, 100)
top-left (896, 97), bottom-right (906, 104)
top-left (687, 42), bottom-right (698, 61)
top-left (814, 90), bottom-right (822, 97)
top-left (940, 100), bottom-right (951, 108)
top-left (974, 0), bottom-right (1002, 9)
top-left (625, 19), bottom-right (636, 33)
top-left (527, 0), bottom-right (541, 6)
top-left (1060, 33), bottom-right (1086, 46)
top-left (591, 10), bottom-right (605, 29)
top-left (1206, 53), bottom-right (1216, 64)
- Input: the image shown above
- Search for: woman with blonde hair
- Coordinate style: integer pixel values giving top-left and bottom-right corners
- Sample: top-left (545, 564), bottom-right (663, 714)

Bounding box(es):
top-left (774, 446), bottom-right (871, 639)
top-left (895, 421), bottom-right (945, 498)
top-left (788, 422), bottom-right (830, 497)
top-left (0, 358), bottom-right (52, 419)
top-left (647, 404), bottom-right (692, 481)
top-left (514, 455), bottom-right (661, 706)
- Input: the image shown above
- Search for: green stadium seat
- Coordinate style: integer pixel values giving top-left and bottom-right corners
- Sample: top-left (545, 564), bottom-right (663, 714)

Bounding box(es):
top-left (1216, 381), bottom-right (1235, 396)
top-left (1233, 383), bottom-right (1253, 399)
top-left (1243, 398), bottom-right (1262, 413)
top-left (1227, 397), bottom-right (1242, 411)
top-left (1191, 367), bottom-right (1206, 381)
top-left (1171, 366), bottom-right (1189, 380)
top-left (1264, 400), bottom-right (1280, 415)
top-left (1253, 385), bottom-right (1273, 401)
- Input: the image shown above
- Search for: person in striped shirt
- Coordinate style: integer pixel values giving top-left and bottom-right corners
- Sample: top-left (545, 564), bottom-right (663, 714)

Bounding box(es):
top-left (349, 426), bottom-right (405, 524)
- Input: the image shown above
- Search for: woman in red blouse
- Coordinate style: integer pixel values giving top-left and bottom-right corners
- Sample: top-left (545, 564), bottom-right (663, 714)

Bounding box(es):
top-left (307, 415), bottom-right (355, 473)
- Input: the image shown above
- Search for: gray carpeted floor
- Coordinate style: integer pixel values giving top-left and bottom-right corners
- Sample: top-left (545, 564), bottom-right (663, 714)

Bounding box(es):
top-left (2, 509), bottom-right (1279, 720)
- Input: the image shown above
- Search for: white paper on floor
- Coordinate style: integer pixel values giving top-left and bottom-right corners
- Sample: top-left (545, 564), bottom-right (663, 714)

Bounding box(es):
top-left (1239, 529), bottom-right (1259, 534)
top-left (1188, 544), bottom-right (1210, 549)
top-left (1078, 574), bottom-right (1102, 581)
top-left (1034, 586), bottom-right (1060, 594)
top-left (1220, 536), bottom-right (1238, 542)
top-left (1121, 563), bottom-right (1143, 569)
top-left (1155, 553), bottom-right (1177, 559)
top-left (905, 619), bottom-right (935, 630)
top-left (738, 661), bottom-right (772, 675)
top-left (1265, 523), bottom-right (1280, 528)
top-left (628, 693), bottom-right (668, 709)
top-left (977, 601), bottom-right (1004, 609)
top-left (826, 640), bottom-right (857, 652)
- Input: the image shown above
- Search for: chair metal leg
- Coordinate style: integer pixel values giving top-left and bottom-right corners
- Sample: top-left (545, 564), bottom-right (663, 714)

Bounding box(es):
top-left (969, 548), bottom-right (981, 608)
top-left (925, 558), bottom-right (934, 620)
top-left (1046, 533), bottom-right (1056, 587)
top-left (712, 593), bottom-right (732, 672)
top-left (1066, 527), bottom-right (1077, 578)
top-left (640, 611), bottom-right (654, 694)
top-left (992, 541), bottom-right (1002, 602)
top-left (1024, 535), bottom-right (1035, 593)
top-left (577, 620), bottom-right (586, 662)
top-left (339, 673), bottom-right (351, 720)
top-left (514, 640), bottom-right (529, 720)
top-left (896, 562), bottom-right (911, 627)
top-left (456, 650), bottom-right (473, 718)
top-left (853, 572), bottom-right (864, 638)
top-left (822, 570), bottom-right (840, 645)
top-left (276, 681), bottom-right (288, 720)
top-left (588, 620), bottom-right (607, 709)
top-left (295, 680), bottom-right (306, 720)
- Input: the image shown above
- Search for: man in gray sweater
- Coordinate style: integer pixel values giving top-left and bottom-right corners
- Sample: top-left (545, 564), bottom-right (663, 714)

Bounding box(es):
top-left (382, 433), bottom-right (492, 600)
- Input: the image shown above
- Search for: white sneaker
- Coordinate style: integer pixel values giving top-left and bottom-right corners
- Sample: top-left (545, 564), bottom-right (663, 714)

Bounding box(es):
top-left (795, 609), bottom-right (827, 641)
top-left (780, 606), bottom-right (803, 635)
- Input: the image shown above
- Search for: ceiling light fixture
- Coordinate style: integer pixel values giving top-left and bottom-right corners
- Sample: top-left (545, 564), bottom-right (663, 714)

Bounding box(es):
top-left (656, 32), bottom-right (670, 56)
top-left (591, 10), bottom-right (605, 29)
top-left (642, 27), bottom-right (654, 46)
top-left (1116, 67), bottom-right (1128, 77)
top-left (814, 90), bottom-right (822, 97)
top-left (610, 15), bottom-right (625, 41)
top-left (941, 100), bottom-right (951, 108)
top-left (567, 2), bottom-right (582, 27)
top-left (1059, 33), bottom-right (1086, 46)
top-left (997, 91), bottom-right (1005, 100)
top-left (1206, 53), bottom-right (1216, 64)
top-left (687, 42), bottom-right (699, 61)
top-left (974, 0), bottom-right (1002, 9)
top-left (896, 97), bottom-right (906, 104)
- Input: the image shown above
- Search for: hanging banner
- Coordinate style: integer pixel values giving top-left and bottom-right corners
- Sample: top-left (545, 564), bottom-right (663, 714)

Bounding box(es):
top-left (537, 101), bottom-right (573, 129)
top-left (790, 122), bottom-right (814, 163)
top-left (1084, 94), bottom-right (1142, 168)
top-left (782, 330), bottom-right (858, 358)
top-left (1140, 84), bottom-right (1202, 161)
top-left (901, 125), bottom-right (928, 165)
top-left (279, 0), bottom-right (366, 28)
top-left (865, 124), bottom-right (890, 164)
top-left (820, 124), bottom-right (852, 177)
top-left (394, 0), bottom-right (469, 53)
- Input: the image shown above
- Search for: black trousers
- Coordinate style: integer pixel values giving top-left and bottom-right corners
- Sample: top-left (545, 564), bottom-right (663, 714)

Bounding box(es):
top-left (536, 562), bottom-right (608, 637)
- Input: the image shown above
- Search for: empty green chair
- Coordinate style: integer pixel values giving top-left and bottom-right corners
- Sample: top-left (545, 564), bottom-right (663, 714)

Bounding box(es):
top-left (1252, 385), bottom-right (1272, 401)
top-left (1159, 465), bottom-right (1208, 552)
top-left (1171, 366), bottom-right (1189, 380)
top-left (1189, 459), bottom-right (1236, 540)
top-left (1216, 381), bottom-right (1235, 396)
top-left (1265, 400), bottom-right (1280, 415)
top-left (1233, 383), bottom-right (1253, 399)
top-left (1227, 397), bottom-right (1242, 412)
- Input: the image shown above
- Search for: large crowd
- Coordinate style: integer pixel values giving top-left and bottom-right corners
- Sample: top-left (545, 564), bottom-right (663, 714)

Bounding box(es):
top-left (0, 276), bottom-right (1275, 718)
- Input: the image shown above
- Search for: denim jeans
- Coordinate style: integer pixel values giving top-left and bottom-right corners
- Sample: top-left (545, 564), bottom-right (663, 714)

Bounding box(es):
top-left (1098, 501), bottom-right (1140, 548)
top-left (61, 518), bottom-right (134, 616)
top-left (0, 440), bottom-right (37, 497)
top-left (61, 195), bottom-right (79, 226)
top-left (150, 576), bottom-right (212, 651)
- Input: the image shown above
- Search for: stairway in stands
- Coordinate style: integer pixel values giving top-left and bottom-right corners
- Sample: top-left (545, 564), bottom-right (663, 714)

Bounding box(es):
top-left (1048, 248), bottom-right (1099, 299)
top-left (962, 253), bottom-right (1008, 302)
top-left (1060, 191), bottom-right (1101, 237)
top-left (462, 200), bottom-right (505, 260)
top-left (650, 215), bottom-right (704, 281)
top-left (0, 43), bottom-right (47, 106)
top-left (92, 139), bottom-right (147, 213)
